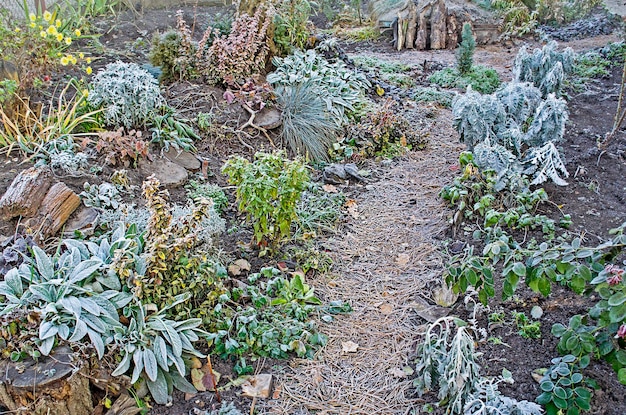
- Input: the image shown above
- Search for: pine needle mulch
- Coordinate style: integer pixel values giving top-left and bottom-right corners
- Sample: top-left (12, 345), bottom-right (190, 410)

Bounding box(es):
top-left (263, 112), bottom-right (463, 414)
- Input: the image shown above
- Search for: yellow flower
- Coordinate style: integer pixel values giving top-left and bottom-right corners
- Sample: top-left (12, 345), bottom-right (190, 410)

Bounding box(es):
top-left (40, 31), bottom-right (46, 38)
top-left (56, 33), bottom-right (63, 42)
top-left (82, 89), bottom-right (89, 97)
top-left (43, 11), bottom-right (52, 21)
top-left (55, 19), bottom-right (61, 28)
top-left (79, 52), bottom-right (84, 59)
top-left (29, 13), bottom-right (36, 22)
top-left (47, 25), bottom-right (57, 35)
top-left (60, 56), bottom-right (69, 65)
top-left (86, 57), bottom-right (92, 64)
top-left (38, 25), bottom-right (43, 30)
top-left (74, 29), bottom-right (81, 37)
top-left (14, 27), bottom-right (21, 32)
top-left (86, 66), bottom-right (92, 75)
top-left (69, 55), bottom-right (77, 64)
top-left (29, 22), bottom-right (36, 28)
top-left (65, 36), bottom-right (72, 45)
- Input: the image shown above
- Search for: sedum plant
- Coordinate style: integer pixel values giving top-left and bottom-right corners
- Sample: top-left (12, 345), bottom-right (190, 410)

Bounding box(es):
top-left (112, 294), bottom-right (206, 405)
top-left (88, 61), bottom-right (166, 129)
top-left (222, 151), bottom-right (310, 251)
top-left (267, 49), bottom-right (371, 127)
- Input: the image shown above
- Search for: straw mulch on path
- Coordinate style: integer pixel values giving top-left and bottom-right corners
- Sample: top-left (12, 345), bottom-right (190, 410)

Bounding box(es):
top-left (265, 110), bottom-right (463, 415)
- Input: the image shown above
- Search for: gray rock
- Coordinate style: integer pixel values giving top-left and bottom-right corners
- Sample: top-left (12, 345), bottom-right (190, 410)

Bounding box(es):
top-left (63, 207), bottom-right (100, 238)
top-left (163, 148), bottom-right (201, 170)
top-left (139, 157), bottom-right (188, 187)
top-left (255, 107), bottom-right (282, 130)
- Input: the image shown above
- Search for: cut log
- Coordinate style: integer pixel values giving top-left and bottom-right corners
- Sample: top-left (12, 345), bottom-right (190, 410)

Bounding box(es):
top-left (0, 167), bottom-right (52, 220)
top-left (405, 1), bottom-right (418, 49)
top-left (397, 12), bottom-right (407, 51)
top-left (446, 13), bottom-right (460, 49)
top-left (27, 182), bottom-right (81, 238)
top-left (430, 0), bottom-right (447, 49)
top-left (0, 345), bottom-right (93, 415)
top-left (415, 3), bottom-right (430, 50)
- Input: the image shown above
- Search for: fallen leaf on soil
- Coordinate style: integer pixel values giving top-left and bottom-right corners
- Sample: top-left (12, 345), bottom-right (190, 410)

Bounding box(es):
top-left (345, 199), bottom-right (360, 219)
top-left (379, 303), bottom-right (393, 314)
top-left (189, 356), bottom-right (203, 369)
top-left (342, 341), bottom-right (359, 353)
top-left (322, 184), bottom-right (338, 193)
top-left (241, 374), bottom-right (273, 398)
top-left (388, 368), bottom-right (407, 378)
top-left (530, 305), bottom-right (543, 319)
top-left (432, 284), bottom-right (458, 307)
top-left (272, 384), bottom-right (282, 399)
top-left (228, 263), bottom-right (241, 276)
top-left (233, 258), bottom-right (251, 272)
top-left (191, 364), bottom-right (221, 392)
top-left (396, 253), bottom-right (410, 266)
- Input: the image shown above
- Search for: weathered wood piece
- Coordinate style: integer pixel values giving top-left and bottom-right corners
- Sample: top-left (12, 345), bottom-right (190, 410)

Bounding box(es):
top-left (397, 11), bottom-right (407, 51)
top-left (446, 13), bottom-right (460, 49)
top-left (28, 182), bottom-right (81, 238)
top-left (0, 346), bottom-right (93, 415)
top-left (415, 3), bottom-right (430, 50)
top-left (0, 167), bottom-right (52, 220)
top-left (430, 0), bottom-right (447, 49)
top-left (104, 393), bottom-right (142, 415)
top-left (405, 1), bottom-right (418, 49)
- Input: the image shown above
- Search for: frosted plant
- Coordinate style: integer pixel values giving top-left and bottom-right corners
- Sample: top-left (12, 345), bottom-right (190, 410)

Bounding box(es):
top-left (452, 87), bottom-right (505, 151)
top-left (524, 94), bottom-right (568, 147)
top-left (474, 140), bottom-right (524, 191)
top-left (495, 82), bottom-right (541, 127)
top-left (513, 41), bottom-right (574, 97)
top-left (523, 141), bottom-right (569, 186)
top-left (465, 373), bottom-right (544, 415)
top-left (88, 61), bottom-right (166, 129)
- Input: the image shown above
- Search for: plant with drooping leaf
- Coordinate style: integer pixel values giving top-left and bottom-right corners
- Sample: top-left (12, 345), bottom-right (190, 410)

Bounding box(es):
top-left (111, 294), bottom-right (206, 405)
top-left (513, 41), bottom-right (574, 97)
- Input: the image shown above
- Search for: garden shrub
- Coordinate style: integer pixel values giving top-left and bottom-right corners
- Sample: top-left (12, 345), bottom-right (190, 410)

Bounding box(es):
top-left (88, 61), bottom-right (166, 129)
top-left (198, 4), bottom-right (273, 86)
top-left (268, 49), bottom-right (370, 126)
top-left (457, 22), bottom-right (475, 75)
top-left (222, 151), bottom-right (310, 251)
top-left (275, 81), bottom-right (340, 162)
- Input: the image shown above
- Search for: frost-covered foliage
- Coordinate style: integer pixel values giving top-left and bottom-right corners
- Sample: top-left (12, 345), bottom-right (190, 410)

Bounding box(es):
top-left (452, 83), bottom-right (569, 190)
top-left (88, 61), bottom-right (166, 129)
top-left (465, 375), bottom-right (544, 415)
top-left (267, 49), bottom-right (371, 126)
top-left (35, 138), bottom-right (90, 175)
top-left (80, 182), bottom-right (122, 210)
top-left (513, 41), bottom-right (574, 97)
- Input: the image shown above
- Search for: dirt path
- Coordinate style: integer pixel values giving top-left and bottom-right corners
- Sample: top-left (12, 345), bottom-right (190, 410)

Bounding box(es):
top-left (264, 110), bottom-right (463, 414)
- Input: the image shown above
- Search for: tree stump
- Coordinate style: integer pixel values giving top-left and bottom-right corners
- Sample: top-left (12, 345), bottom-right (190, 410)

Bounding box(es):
top-left (405, 1), bottom-right (418, 49)
top-left (415, 3), bottom-right (430, 50)
top-left (0, 167), bottom-right (52, 221)
top-left (446, 13), bottom-right (460, 49)
top-left (0, 346), bottom-right (93, 415)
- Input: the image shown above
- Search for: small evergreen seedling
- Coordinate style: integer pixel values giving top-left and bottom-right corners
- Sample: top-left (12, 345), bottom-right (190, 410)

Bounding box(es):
top-left (457, 23), bottom-right (476, 75)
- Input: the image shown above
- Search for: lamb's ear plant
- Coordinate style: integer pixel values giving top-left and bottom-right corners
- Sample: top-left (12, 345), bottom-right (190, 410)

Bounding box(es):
top-left (112, 294), bottom-right (205, 405)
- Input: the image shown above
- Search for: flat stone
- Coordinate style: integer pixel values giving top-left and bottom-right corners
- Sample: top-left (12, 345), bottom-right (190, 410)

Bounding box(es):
top-left (0, 345), bottom-right (74, 389)
top-left (139, 157), bottom-right (188, 187)
top-left (163, 148), bottom-right (201, 170)
top-left (255, 107), bottom-right (282, 130)
top-left (63, 207), bottom-right (100, 238)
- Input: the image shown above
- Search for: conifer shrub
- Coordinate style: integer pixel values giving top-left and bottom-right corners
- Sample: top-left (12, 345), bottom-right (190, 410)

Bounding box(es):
top-left (457, 22), bottom-right (475, 75)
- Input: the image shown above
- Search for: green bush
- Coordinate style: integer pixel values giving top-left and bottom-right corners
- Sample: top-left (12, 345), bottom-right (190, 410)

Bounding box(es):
top-left (457, 23), bottom-right (475, 75)
top-left (274, 0), bottom-right (313, 56)
top-left (222, 151), bottom-right (310, 251)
